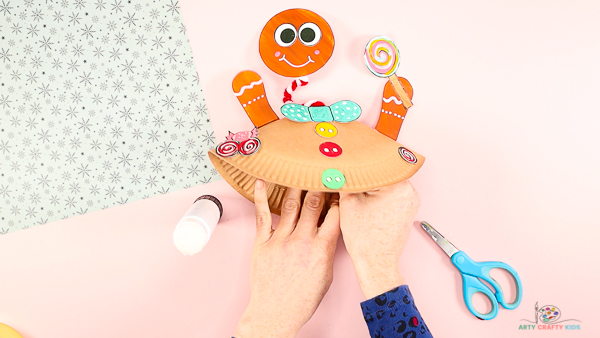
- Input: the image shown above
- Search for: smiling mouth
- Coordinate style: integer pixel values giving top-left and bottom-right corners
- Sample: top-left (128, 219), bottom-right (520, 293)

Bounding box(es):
top-left (278, 55), bottom-right (314, 68)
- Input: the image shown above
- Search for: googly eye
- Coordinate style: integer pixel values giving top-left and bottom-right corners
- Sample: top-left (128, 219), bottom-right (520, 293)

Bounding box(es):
top-left (274, 23), bottom-right (297, 47)
top-left (298, 22), bottom-right (321, 46)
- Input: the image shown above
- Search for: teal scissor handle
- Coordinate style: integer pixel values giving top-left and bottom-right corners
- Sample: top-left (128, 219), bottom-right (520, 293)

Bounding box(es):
top-left (451, 251), bottom-right (523, 320)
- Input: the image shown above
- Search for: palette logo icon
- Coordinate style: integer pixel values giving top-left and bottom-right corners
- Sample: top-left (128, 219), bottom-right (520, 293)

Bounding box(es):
top-left (520, 301), bottom-right (581, 326)
top-left (538, 305), bottom-right (561, 323)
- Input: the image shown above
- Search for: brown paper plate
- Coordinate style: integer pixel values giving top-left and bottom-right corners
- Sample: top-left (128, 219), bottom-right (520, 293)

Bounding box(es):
top-left (209, 118), bottom-right (424, 214)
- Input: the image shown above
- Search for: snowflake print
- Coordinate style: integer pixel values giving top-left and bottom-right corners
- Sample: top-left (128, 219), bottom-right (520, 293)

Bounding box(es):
top-left (0, 0), bottom-right (218, 234)
top-left (201, 130), bottom-right (215, 147)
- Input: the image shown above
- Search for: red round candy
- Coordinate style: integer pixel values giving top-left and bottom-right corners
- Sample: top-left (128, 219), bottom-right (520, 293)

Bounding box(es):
top-left (216, 140), bottom-right (239, 157)
top-left (238, 138), bottom-right (261, 156)
top-left (319, 142), bottom-right (342, 157)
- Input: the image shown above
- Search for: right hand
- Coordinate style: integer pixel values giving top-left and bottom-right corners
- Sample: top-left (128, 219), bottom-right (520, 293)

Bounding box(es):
top-left (339, 180), bottom-right (421, 299)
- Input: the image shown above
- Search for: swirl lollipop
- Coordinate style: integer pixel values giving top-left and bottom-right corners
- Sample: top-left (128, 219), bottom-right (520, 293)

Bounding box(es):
top-left (364, 36), bottom-right (413, 109)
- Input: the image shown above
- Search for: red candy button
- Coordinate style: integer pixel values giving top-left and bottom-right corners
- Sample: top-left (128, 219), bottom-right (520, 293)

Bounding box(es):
top-left (319, 142), bottom-right (342, 157)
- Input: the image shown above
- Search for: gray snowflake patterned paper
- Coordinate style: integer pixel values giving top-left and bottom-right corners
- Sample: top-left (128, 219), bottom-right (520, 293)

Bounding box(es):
top-left (0, 0), bottom-right (221, 234)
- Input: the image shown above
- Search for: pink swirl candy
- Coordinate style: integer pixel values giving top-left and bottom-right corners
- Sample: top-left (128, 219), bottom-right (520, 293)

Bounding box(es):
top-left (238, 138), bottom-right (261, 156)
top-left (364, 36), bottom-right (400, 77)
top-left (216, 140), bottom-right (239, 157)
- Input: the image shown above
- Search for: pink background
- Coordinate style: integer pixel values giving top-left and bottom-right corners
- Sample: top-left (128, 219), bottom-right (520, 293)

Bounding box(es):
top-left (1, 0), bottom-right (599, 336)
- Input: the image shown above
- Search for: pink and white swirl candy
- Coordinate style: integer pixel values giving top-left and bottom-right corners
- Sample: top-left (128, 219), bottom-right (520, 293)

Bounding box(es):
top-left (364, 36), bottom-right (400, 78)
top-left (398, 147), bottom-right (417, 164)
top-left (238, 138), bottom-right (261, 156)
top-left (216, 140), bottom-right (239, 157)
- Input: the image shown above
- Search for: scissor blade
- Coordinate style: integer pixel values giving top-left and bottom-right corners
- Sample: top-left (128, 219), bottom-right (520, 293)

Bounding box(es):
top-left (421, 221), bottom-right (460, 258)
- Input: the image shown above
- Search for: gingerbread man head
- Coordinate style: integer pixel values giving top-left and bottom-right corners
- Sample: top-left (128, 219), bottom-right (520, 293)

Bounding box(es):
top-left (259, 8), bottom-right (335, 78)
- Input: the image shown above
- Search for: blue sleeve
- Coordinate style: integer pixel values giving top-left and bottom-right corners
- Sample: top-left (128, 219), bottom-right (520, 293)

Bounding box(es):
top-left (361, 285), bottom-right (433, 338)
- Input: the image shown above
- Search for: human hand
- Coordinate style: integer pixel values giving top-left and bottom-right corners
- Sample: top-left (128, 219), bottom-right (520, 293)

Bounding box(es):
top-left (339, 180), bottom-right (420, 299)
top-left (234, 180), bottom-right (341, 338)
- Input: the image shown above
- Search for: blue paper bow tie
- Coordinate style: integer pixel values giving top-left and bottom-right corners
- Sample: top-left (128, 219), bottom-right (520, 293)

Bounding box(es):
top-left (281, 100), bottom-right (362, 123)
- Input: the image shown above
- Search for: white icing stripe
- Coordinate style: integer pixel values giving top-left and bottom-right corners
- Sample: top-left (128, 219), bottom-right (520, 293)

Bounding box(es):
top-left (383, 96), bottom-right (403, 105)
top-left (234, 79), bottom-right (263, 96)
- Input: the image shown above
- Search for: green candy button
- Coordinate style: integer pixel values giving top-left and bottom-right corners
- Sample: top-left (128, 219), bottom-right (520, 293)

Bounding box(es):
top-left (321, 168), bottom-right (346, 189)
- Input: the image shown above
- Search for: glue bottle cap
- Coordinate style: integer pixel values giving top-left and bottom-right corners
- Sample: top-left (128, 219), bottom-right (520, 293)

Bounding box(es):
top-left (173, 195), bottom-right (223, 256)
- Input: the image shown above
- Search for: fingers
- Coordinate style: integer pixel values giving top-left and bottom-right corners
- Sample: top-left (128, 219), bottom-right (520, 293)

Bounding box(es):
top-left (328, 193), bottom-right (340, 209)
top-left (274, 187), bottom-right (302, 238)
top-left (339, 180), bottom-right (411, 202)
top-left (253, 179), bottom-right (273, 243)
top-left (317, 195), bottom-right (341, 244)
top-left (294, 191), bottom-right (326, 236)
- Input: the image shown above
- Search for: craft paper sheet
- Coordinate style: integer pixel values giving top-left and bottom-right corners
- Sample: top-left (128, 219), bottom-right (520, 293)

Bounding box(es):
top-left (0, 0), bottom-right (220, 234)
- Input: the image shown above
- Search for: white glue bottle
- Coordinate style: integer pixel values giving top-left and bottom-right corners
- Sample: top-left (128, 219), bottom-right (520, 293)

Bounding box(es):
top-left (173, 195), bottom-right (223, 256)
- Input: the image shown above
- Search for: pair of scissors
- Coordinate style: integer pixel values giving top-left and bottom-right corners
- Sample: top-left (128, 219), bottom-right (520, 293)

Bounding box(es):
top-left (421, 221), bottom-right (523, 320)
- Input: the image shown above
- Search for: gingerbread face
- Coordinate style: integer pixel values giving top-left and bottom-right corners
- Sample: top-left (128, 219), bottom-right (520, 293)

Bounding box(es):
top-left (259, 8), bottom-right (334, 78)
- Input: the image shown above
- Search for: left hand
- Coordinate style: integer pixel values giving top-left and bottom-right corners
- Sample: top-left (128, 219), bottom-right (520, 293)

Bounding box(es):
top-left (234, 180), bottom-right (341, 338)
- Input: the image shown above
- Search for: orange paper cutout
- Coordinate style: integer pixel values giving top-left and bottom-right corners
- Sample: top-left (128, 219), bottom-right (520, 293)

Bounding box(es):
top-left (259, 8), bottom-right (334, 78)
top-left (232, 70), bottom-right (279, 127)
top-left (375, 77), bottom-right (414, 140)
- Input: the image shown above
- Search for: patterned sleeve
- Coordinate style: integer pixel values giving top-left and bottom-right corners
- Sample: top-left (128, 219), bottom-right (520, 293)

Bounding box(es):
top-left (361, 285), bottom-right (433, 338)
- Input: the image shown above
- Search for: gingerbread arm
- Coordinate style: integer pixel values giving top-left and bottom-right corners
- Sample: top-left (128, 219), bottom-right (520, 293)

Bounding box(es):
top-left (232, 70), bottom-right (279, 128)
top-left (374, 77), bottom-right (414, 140)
